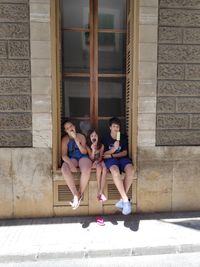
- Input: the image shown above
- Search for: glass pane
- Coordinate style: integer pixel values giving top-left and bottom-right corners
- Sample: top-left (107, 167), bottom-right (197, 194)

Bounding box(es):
top-left (98, 0), bottom-right (127, 29)
top-left (61, 0), bottom-right (89, 29)
top-left (62, 78), bottom-right (90, 119)
top-left (98, 78), bottom-right (126, 117)
top-left (98, 33), bottom-right (126, 73)
top-left (62, 32), bottom-right (89, 72)
top-left (98, 118), bottom-right (126, 137)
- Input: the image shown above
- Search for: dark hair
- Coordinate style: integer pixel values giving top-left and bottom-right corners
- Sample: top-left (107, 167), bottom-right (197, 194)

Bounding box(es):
top-left (86, 129), bottom-right (102, 150)
top-left (62, 118), bottom-right (72, 128)
top-left (109, 117), bottom-right (121, 127)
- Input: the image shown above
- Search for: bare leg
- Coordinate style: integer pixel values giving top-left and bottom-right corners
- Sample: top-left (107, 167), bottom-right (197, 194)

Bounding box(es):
top-left (110, 165), bottom-right (128, 201)
top-left (99, 162), bottom-right (107, 195)
top-left (61, 160), bottom-right (79, 197)
top-left (96, 164), bottom-right (102, 196)
top-left (123, 164), bottom-right (134, 193)
top-left (78, 157), bottom-right (92, 196)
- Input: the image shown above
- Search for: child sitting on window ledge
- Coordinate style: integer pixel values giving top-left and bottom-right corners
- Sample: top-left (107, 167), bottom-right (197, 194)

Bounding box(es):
top-left (103, 117), bottom-right (134, 215)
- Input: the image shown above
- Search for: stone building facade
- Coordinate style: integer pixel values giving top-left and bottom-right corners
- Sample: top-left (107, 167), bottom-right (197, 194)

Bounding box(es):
top-left (0, 0), bottom-right (200, 219)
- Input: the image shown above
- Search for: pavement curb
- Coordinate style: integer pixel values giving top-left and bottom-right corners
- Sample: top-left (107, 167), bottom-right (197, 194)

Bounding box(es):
top-left (1, 243), bottom-right (200, 263)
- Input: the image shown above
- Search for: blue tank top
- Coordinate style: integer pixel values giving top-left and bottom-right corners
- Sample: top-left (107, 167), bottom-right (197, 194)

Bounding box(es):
top-left (68, 139), bottom-right (88, 160)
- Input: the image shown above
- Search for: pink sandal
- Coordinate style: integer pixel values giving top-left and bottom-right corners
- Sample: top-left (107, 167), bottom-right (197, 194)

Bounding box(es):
top-left (97, 194), bottom-right (107, 202)
top-left (96, 216), bottom-right (105, 226)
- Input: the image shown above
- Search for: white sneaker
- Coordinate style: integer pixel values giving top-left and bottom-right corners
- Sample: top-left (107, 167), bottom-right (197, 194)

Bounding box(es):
top-left (122, 201), bottom-right (132, 215)
top-left (115, 199), bottom-right (124, 210)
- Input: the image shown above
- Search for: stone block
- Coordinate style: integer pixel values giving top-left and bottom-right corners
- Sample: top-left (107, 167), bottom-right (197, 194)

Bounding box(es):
top-left (30, 3), bottom-right (50, 23)
top-left (140, 0), bottom-right (158, 7)
top-left (8, 40), bottom-right (29, 59)
top-left (139, 43), bottom-right (157, 62)
top-left (138, 96), bottom-right (156, 113)
top-left (0, 1), bottom-right (28, 3)
top-left (159, 9), bottom-right (200, 27)
top-left (88, 180), bottom-right (102, 215)
top-left (102, 205), bottom-right (120, 214)
top-left (172, 160), bottom-right (200, 211)
top-left (138, 79), bottom-right (157, 97)
top-left (0, 3), bottom-right (28, 22)
top-left (53, 206), bottom-right (88, 217)
top-left (0, 23), bottom-right (29, 39)
top-left (0, 95), bottom-right (31, 112)
top-left (156, 130), bottom-right (200, 145)
top-left (0, 41), bottom-right (6, 58)
top-left (12, 148), bottom-right (53, 217)
top-left (33, 129), bottom-right (52, 148)
top-left (138, 130), bottom-right (155, 146)
top-left (139, 25), bottom-right (157, 43)
top-left (31, 59), bottom-right (51, 76)
top-left (0, 149), bottom-right (13, 218)
top-left (157, 64), bottom-right (184, 80)
top-left (176, 97), bottom-right (200, 113)
top-left (32, 95), bottom-right (51, 113)
top-left (137, 160), bottom-right (173, 212)
top-left (190, 115), bottom-right (200, 129)
top-left (30, 0), bottom-right (49, 3)
top-left (31, 77), bottom-right (51, 95)
top-left (157, 114), bottom-right (189, 129)
top-left (157, 81), bottom-right (200, 96)
top-left (138, 113), bottom-right (156, 130)
top-left (0, 60), bottom-right (30, 76)
top-left (0, 130), bottom-right (32, 147)
top-left (140, 7), bottom-right (158, 25)
top-left (138, 146), bottom-right (200, 162)
top-left (32, 113), bottom-right (52, 130)
top-left (0, 113), bottom-right (31, 130)
top-left (183, 28), bottom-right (200, 44)
top-left (185, 64), bottom-right (200, 80)
top-left (31, 41), bottom-right (50, 59)
top-left (160, 0), bottom-right (200, 9)
top-left (30, 22), bottom-right (50, 41)
top-left (138, 147), bottom-right (174, 161)
top-left (158, 27), bottom-right (182, 44)
top-left (139, 62), bottom-right (157, 80)
top-left (158, 45), bottom-right (200, 63)
top-left (0, 78), bottom-right (30, 95)
top-left (171, 147), bottom-right (200, 161)
top-left (157, 97), bottom-right (176, 113)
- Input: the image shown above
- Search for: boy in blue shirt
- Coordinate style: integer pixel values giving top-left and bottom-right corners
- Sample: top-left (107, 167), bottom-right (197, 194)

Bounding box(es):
top-left (103, 117), bottom-right (134, 215)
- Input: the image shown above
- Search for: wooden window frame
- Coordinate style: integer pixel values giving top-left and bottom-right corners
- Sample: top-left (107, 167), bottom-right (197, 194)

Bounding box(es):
top-left (51, 0), bottom-right (139, 170)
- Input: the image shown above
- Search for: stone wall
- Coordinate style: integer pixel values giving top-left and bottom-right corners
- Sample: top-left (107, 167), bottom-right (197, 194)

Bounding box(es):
top-left (157, 0), bottom-right (200, 145)
top-left (0, 0), bottom-right (53, 219)
top-left (137, 146), bottom-right (200, 212)
top-left (138, 0), bottom-right (158, 147)
top-left (137, 0), bottom-right (200, 213)
top-left (0, 0), bottom-right (32, 146)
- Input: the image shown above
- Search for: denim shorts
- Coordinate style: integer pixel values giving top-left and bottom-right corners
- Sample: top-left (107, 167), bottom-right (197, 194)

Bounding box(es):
top-left (104, 157), bottom-right (132, 172)
top-left (70, 154), bottom-right (88, 161)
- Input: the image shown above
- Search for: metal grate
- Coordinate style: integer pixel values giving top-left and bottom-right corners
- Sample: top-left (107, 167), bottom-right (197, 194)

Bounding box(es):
top-left (58, 185), bottom-right (73, 201)
top-left (107, 184), bottom-right (132, 200)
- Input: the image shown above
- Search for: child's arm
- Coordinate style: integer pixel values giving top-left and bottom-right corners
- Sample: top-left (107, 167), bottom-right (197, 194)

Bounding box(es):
top-left (61, 136), bottom-right (78, 172)
top-left (112, 150), bottom-right (127, 158)
top-left (98, 144), bottom-right (104, 162)
top-left (86, 145), bottom-right (95, 160)
top-left (74, 134), bottom-right (87, 154)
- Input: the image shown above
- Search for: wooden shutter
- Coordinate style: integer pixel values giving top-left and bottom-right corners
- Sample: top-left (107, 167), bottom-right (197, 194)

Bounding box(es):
top-left (52, 0), bottom-right (62, 170)
top-left (126, 0), bottom-right (138, 169)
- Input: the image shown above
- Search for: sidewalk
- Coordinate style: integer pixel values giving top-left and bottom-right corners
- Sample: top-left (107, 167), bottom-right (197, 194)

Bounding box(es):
top-left (0, 211), bottom-right (200, 263)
